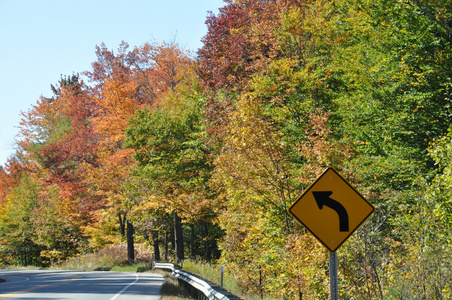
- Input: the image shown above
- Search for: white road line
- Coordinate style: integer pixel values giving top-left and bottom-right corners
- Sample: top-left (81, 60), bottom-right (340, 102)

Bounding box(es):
top-left (1, 276), bottom-right (30, 282)
top-left (109, 274), bottom-right (139, 300)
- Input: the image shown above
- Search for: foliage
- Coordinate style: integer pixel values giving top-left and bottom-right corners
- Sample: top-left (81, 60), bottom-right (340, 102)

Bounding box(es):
top-left (124, 70), bottom-right (221, 261)
top-left (0, 173), bottom-right (44, 265)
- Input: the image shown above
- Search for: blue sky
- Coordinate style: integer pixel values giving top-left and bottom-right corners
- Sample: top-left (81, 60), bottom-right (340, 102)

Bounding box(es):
top-left (0, 0), bottom-right (224, 166)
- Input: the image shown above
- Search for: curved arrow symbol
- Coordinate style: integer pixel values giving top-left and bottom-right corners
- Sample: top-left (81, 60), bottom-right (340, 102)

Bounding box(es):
top-left (312, 191), bottom-right (349, 232)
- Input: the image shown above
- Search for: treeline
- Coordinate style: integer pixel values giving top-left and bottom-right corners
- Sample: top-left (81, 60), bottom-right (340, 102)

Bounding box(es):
top-left (1, 0), bottom-right (452, 298)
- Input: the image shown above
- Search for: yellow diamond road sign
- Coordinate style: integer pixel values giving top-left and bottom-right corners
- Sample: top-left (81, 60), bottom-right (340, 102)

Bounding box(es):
top-left (289, 167), bottom-right (375, 252)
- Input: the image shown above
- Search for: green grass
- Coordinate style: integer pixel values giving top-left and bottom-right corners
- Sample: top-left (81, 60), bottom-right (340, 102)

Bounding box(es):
top-left (181, 260), bottom-right (277, 300)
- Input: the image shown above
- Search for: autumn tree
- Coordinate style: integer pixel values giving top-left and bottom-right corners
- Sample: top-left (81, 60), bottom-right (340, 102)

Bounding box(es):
top-left (0, 173), bottom-right (43, 265)
top-left (197, 0), bottom-right (297, 150)
top-left (268, 0), bottom-right (452, 297)
top-left (0, 157), bottom-right (27, 202)
top-left (124, 70), bottom-right (220, 262)
top-left (82, 41), bottom-right (197, 260)
top-left (198, 0), bottom-right (452, 297)
top-left (6, 75), bottom-right (102, 261)
top-left (313, 1), bottom-right (452, 297)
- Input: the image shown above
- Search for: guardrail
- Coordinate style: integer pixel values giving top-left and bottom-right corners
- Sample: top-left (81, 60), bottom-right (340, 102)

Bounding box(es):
top-left (153, 262), bottom-right (243, 300)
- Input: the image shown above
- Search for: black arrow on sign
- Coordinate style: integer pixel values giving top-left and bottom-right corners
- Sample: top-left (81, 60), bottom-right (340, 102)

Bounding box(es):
top-left (312, 191), bottom-right (349, 232)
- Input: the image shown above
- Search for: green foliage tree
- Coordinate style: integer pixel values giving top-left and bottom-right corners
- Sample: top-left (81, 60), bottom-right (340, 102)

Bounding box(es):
top-left (125, 77), bottom-right (219, 262)
top-left (197, 0), bottom-right (452, 298)
top-left (0, 174), bottom-right (43, 265)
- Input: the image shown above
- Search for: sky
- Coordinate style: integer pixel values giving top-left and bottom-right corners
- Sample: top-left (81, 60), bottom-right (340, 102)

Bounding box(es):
top-left (0, 0), bottom-right (224, 167)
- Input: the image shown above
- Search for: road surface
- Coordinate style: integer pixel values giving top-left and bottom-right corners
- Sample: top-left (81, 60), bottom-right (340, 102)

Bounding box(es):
top-left (0, 270), bottom-right (163, 299)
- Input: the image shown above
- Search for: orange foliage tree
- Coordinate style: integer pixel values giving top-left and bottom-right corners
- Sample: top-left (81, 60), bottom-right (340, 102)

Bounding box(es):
top-left (82, 41), bottom-right (196, 257)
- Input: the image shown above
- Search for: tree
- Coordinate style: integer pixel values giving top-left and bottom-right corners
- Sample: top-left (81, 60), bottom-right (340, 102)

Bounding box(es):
top-left (198, 0), bottom-right (292, 151)
top-left (13, 75), bottom-right (100, 260)
top-left (0, 157), bottom-right (27, 202)
top-left (0, 174), bottom-right (43, 265)
top-left (197, 0), bottom-right (452, 297)
top-left (82, 42), bottom-right (196, 252)
top-left (290, 0), bottom-right (452, 297)
top-left (125, 73), bottom-right (217, 262)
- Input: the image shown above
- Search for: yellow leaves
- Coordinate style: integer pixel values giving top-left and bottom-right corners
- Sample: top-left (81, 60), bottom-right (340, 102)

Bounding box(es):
top-left (81, 211), bottom-right (120, 250)
top-left (213, 84), bottom-right (336, 296)
top-left (132, 195), bottom-right (161, 212)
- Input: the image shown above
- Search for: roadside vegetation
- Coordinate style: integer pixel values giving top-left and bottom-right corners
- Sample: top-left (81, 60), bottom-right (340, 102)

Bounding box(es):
top-left (52, 244), bottom-right (152, 272)
top-left (159, 271), bottom-right (193, 300)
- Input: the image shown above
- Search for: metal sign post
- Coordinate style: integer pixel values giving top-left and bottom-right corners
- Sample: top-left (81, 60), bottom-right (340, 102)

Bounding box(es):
top-left (329, 252), bottom-right (338, 300)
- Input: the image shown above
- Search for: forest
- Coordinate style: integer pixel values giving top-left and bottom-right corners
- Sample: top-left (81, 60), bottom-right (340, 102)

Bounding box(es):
top-left (1, 0), bottom-right (452, 299)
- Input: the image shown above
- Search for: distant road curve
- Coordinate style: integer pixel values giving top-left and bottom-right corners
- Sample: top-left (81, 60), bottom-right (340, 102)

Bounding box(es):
top-left (0, 269), bottom-right (163, 299)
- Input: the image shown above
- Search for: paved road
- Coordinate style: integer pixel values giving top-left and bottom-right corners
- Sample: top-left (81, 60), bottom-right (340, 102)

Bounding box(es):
top-left (0, 270), bottom-right (164, 299)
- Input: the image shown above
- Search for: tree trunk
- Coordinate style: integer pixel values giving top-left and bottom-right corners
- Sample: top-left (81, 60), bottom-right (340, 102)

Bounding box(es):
top-left (202, 221), bottom-right (212, 262)
top-left (127, 220), bottom-right (135, 262)
top-left (174, 212), bottom-right (184, 264)
top-left (190, 223), bottom-right (195, 259)
top-left (118, 213), bottom-right (127, 239)
top-left (164, 231), bottom-right (169, 261)
top-left (152, 230), bottom-right (160, 261)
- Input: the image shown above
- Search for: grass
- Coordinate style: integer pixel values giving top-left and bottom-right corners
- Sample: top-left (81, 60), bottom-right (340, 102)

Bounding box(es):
top-left (182, 260), bottom-right (238, 290)
top-left (181, 260), bottom-right (278, 300)
top-left (153, 269), bottom-right (193, 300)
top-left (181, 260), bottom-right (249, 299)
